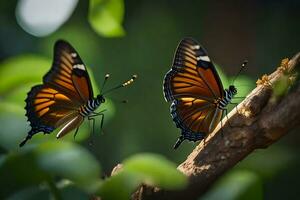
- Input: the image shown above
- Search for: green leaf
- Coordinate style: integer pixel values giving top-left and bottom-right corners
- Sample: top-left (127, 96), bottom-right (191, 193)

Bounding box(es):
top-left (0, 55), bottom-right (50, 95)
top-left (99, 153), bottom-right (187, 200)
top-left (0, 141), bottom-right (101, 198)
top-left (123, 153), bottom-right (187, 189)
top-left (201, 170), bottom-right (263, 200)
top-left (215, 64), bottom-right (229, 88)
top-left (99, 171), bottom-right (141, 200)
top-left (233, 75), bottom-right (255, 98)
top-left (88, 0), bottom-right (125, 37)
top-left (6, 186), bottom-right (49, 200)
top-left (0, 114), bottom-right (28, 151)
top-left (34, 141), bottom-right (101, 185)
top-left (0, 101), bottom-right (24, 116)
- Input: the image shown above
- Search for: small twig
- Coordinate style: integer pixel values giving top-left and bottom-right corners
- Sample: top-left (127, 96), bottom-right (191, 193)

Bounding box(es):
top-left (132, 52), bottom-right (300, 200)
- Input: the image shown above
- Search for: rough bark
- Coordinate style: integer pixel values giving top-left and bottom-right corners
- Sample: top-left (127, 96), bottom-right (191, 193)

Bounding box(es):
top-left (132, 52), bottom-right (300, 200)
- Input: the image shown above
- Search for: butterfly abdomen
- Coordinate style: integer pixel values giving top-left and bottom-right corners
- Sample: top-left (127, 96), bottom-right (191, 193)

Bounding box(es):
top-left (218, 89), bottom-right (235, 110)
top-left (79, 98), bottom-right (101, 117)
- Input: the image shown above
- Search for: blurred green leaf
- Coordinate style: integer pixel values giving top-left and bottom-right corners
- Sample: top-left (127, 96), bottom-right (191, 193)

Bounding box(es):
top-left (0, 55), bottom-right (50, 94)
top-left (201, 170), bottom-right (263, 200)
top-left (99, 153), bottom-right (187, 200)
top-left (0, 102), bottom-right (24, 115)
top-left (6, 186), bottom-right (49, 200)
top-left (123, 153), bottom-right (187, 189)
top-left (0, 141), bottom-right (101, 198)
top-left (34, 141), bottom-right (101, 185)
top-left (215, 64), bottom-right (229, 88)
top-left (3, 83), bottom-right (34, 108)
top-left (99, 171), bottom-right (141, 200)
top-left (233, 75), bottom-right (255, 98)
top-left (0, 114), bottom-right (28, 151)
top-left (88, 0), bottom-right (125, 37)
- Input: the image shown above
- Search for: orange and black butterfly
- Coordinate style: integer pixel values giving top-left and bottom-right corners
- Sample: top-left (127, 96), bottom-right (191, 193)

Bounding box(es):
top-left (163, 38), bottom-right (245, 149)
top-left (20, 40), bottom-right (136, 147)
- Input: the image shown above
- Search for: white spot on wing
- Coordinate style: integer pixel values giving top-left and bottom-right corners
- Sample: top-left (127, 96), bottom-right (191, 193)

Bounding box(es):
top-left (192, 45), bottom-right (200, 50)
top-left (73, 64), bottom-right (85, 70)
top-left (71, 53), bottom-right (77, 58)
top-left (197, 56), bottom-right (210, 62)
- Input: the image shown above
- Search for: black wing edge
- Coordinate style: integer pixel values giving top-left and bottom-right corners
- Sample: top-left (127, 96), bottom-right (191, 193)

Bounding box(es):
top-left (20, 85), bottom-right (55, 147)
top-left (163, 68), bottom-right (177, 102)
top-left (171, 100), bottom-right (205, 149)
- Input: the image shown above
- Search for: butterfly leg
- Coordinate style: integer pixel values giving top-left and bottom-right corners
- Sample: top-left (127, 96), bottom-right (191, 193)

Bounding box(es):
top-left (88, 116), bottom-right (96, 135)
top-left (223, 108), bottom-right (234, 128)
top-left (95, 114), bottom-right (105, 135)
top-left (73, 127), bottom-right (80, 139)
top-left (89, 112), bottom-right (105, 135)
top-left (220, 112), bottom-right (225, 138)
top-left (99, 114), bottom-right (104, 134)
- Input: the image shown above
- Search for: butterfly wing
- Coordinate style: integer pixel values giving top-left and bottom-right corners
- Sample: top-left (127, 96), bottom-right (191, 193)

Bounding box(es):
top-left (163, 38), bottom-right (224, 148)
top-left (20, 40), bottom-right (92, 146)
top-left (44, 40), bottom-right (94, 103)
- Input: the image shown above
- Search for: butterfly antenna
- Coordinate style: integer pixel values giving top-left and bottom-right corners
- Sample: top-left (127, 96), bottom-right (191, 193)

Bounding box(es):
top-left (100, 74), bottom-right (110, 94)
top-left (102, 75), bottom-right (137, 95)
top-left (232, 60), bottom-right (248, 85)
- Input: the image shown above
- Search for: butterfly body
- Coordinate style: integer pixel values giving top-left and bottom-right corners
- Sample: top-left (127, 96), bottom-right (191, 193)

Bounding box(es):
top-left (163, 38), bottom-right (237, 149)
top-left (217, 86), bottom-right (237, 110)
top-left (78, 95), bottom-right (105, 117)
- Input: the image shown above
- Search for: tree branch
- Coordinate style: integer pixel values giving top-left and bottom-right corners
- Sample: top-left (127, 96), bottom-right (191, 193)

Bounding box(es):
top-left (133, 52), bottom-right (300, 200)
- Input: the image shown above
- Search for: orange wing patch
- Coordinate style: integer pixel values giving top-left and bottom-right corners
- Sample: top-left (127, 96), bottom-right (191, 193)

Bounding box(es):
top-left (35, 101), bottom-right (55, 112)
top-left (174, 98), bottom-right (219, 134)
top-left (38, 108), bottom-right (50, 117)
top-left (72, 74), bottom-right (92, 102)
top-left (26, 85), bottom-right (80, 128)
top-left (197, 67), bottom-right (223, 98)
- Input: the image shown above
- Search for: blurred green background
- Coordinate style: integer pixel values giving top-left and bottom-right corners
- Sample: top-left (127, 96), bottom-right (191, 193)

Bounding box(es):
top-left (0, 0), bottom-right (300, 199)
